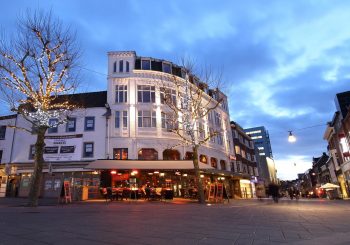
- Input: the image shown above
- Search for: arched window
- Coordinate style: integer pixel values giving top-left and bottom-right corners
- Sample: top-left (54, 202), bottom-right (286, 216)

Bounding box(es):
top-left (210, 157), bottom-right (218, 168)
top-left (185, 152), bottom-right (193, 160)
top-left (138, 148), bottom-right (158, 160)
top-left (119, 60), bottom-right (124, 72)
top-left (113, 62), bottom-right (117, 73)
top-left (220, 160), bottom-right (226, 170)
top-left (200, 155), bottom-right (208, 164)
top-left (126, 61), bottom-right (129, 72)
top-left (163, 149), bottom-right (180, 160)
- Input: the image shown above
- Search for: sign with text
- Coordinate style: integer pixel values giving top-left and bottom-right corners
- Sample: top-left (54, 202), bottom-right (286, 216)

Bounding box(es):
top-left (44, 134), bottom-right (83, 161)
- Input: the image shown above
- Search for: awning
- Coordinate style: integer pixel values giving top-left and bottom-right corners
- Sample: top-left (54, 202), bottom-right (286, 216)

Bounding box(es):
top-left (85, 160), bottom-right (214, 170)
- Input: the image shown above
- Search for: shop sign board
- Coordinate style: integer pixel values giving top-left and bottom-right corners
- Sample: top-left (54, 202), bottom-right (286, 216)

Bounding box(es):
top-left (44, 134), bottom-right (83, 161)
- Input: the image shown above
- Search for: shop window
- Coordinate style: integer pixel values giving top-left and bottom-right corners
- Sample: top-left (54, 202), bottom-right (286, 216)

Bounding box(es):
top-left (83, 142), bottom-right (94, 158)
top-left (48, 118), bottom-right (58, 133)
top-left (113, 148), bottom-right (128, 160)
top-left (29, 145), bottom-right (35, 160)
top-left (138, 148), bottom-right (158, 160)
top-left (137, 85), bottom-right (155, 103)
top-left (163, 149), bottom-right (180, 160)
top-left (0, 126), bottom-right (6, 139)
top-left (210, 157), bottom-right (218, 168)
top-left (220, 160), bottom-right (226, 170)
top-left (185, 152), bottom-right (193, 160)
top-left (84, 117), bottom-right (95, 131)
top-left (115, 85), bottom-right (128, 103)
top-left (66, 117), bottom-right (76, 132)
top-left (200, 155), bottom-right (208, 164)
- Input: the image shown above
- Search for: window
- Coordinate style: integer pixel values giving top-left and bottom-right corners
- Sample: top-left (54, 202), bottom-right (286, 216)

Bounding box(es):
top-left (0, 126), bottom-right (6, 139)
top-left (161, 112), bottom-right (176, 130)
top-left (83, 142), bottom-right (94, 157)
top-left (66, 118), bottom-right (76, 132)
top-left (113, 148), bottom-right (128, 160)
top-left (48, 119), bottom-right (58, 133)
top-left (113, 62), bottom-right (117, 73)
top-left (138, 110), bottom-right (156, 128)
top-left (251, 136), bottom-right (263, 139)
top-left (198, 122), bottom-right (205, 138)
top-left (220, 160), bottom-right (226, 170)
top-left (138, 148), bottom-right (158, 160)
top-left (210, 157), bottom-right (218, 168)
top-left (141, 59), bottom-right (150, 70)
top-left (208, 111), bottom-right (213, 124)
top-left (160, 88), bottom-right (176, 105)
top-left (217, 134), bottom-right (223, 145)
top-left (138, 85), bottom-right (155, 103)
top-left (85, 117), bottom-right (95, 131)
top-left (200, 155), bottom-right (208, 164)
top-left (126, 61), bottom-right (130, 72)
top-left (0, 150), bottom-right (2, 163)
top-left (236, 162), bottom-right (241, 172)
top-left (115, 111), bottom-right (120, 128)
top-left (115, 85), bottom-right (127, 103)
top-left (235, 145), bottom-right (241, 155)
top-left (29, 145), bottom-right (35, 160)
top-left (123, 111), bottom-right (128, 128)
top-left (119, 60), bottom-right (123, 72)
top-left (209, 128), bottom-right (215, 143)
top-left (163, 63), bottom-right (171, 73)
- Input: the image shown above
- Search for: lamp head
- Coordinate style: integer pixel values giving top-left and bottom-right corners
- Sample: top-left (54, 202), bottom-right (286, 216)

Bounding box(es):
top-left (288, 131), bottom-right (296, 143)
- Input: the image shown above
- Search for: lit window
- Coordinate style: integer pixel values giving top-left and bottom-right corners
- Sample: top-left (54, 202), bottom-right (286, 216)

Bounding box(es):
top-left (113, 148), bottom-right (128, 160)
top-left (259, 152), bottom-right (265, 156)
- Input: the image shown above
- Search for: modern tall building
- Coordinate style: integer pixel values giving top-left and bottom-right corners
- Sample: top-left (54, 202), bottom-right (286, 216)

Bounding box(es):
top-left (244, 126), bottom-right (273, 158)
top-left (244, 126), bottom-right (276, 184)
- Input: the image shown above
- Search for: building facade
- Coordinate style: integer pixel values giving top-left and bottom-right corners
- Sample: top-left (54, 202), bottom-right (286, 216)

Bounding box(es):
top-left (230, 121), bottom-right (259, 198)
top-left (0, 51), bottom-right (236, 200)
top-left (244, 126), bottom-right (276, 185)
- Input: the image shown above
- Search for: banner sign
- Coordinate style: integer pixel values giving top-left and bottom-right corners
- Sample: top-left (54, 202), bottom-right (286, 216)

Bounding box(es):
top-left (44, 134), bottom-right (83, 161)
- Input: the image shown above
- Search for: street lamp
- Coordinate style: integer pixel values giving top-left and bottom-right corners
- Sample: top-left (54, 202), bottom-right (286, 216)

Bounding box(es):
top-left (288, 131), bottom-right (296, 143)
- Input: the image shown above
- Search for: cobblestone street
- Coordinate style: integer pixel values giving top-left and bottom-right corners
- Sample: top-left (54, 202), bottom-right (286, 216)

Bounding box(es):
top-left (1, 198), bottom-right (350, 244)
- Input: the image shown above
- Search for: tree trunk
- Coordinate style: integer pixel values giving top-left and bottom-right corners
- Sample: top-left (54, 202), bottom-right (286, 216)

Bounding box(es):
top-left (28, 127), bottom-right (46, 207)
top-left (193, 145), bottom-right (206, 204)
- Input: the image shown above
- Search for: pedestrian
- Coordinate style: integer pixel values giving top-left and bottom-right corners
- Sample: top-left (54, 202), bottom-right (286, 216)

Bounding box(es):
top-left (269, 183), bottom-right (280, 203)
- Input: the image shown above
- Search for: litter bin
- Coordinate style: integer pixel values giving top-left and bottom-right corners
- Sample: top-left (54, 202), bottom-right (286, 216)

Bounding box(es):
top-left (82, 186), bottom-right (89, 201)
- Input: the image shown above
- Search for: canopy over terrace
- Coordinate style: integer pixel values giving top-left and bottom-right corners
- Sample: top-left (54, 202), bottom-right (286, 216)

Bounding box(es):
top-left (85, 160), bottom-right (215, 170)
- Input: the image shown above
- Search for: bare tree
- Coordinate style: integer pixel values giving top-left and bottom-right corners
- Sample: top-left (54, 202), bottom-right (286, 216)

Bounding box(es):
top-left (161, 60), bottom-right (224, 204)
top-left (0, 10), bottom-right (80, 206)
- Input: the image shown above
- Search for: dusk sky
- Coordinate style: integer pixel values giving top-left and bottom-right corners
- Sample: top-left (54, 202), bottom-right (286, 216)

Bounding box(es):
top-left (2, 0), bottom-right (350, 180)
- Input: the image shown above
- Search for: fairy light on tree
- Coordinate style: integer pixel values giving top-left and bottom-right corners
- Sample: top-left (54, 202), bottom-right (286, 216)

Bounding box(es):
top-left (161, 60), bottom-right (224, 204)
top-left (0, 10), bottom-right (80, 206)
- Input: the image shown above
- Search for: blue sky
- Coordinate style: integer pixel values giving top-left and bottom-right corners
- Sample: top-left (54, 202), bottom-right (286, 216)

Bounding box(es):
top-left (2, 0), bottom-right (350, 180)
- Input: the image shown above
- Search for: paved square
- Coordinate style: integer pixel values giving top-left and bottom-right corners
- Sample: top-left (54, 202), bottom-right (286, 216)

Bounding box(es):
top-left (0, 198), bottom-right (350, 244)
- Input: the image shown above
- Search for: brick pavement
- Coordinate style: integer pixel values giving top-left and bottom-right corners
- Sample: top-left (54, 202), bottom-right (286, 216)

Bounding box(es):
top-left (0, 198), bottom-right (350, 244)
